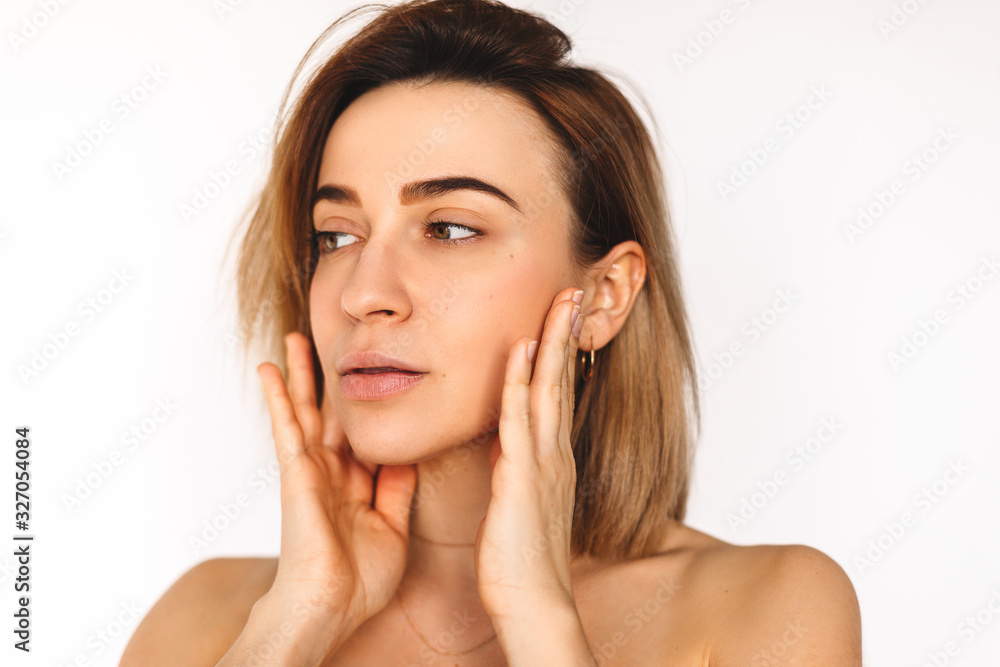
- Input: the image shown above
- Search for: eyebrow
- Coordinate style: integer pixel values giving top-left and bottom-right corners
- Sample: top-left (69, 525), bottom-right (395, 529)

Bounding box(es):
top-left (311, 176), bottom-right (522, 214)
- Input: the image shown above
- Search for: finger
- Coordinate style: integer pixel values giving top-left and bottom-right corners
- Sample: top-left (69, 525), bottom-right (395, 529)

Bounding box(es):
top-left (257, 362), bottom-right (306, 469)
top-left (372, 463), bottom-right (417, 538)
top-left (352, 448), bottom-right (379, 476)
top-left (319, 373), bottom-right (350, 454)
top-left (497, 336), bottom-right (537, 469)
top-left (285, 332), bottom-right (321, 450)
top-left (488, 436), bottom-right (501, 478)
top-left (531, 289), bottom-right (579, 456)
top-left (318, 371), bottom-right (378, 474)
top-left (562, 308), bottom-right (582, 453)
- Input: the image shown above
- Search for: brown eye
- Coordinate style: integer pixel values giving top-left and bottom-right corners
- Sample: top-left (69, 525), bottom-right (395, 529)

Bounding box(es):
top-left (310, 230), bottom-right (358, 255)
top-left (423, 220), bottom-right (481, 244)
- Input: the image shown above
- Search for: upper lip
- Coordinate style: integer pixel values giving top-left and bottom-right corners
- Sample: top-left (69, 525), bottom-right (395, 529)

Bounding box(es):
top-left (336, 350), bottom-right (425, 375)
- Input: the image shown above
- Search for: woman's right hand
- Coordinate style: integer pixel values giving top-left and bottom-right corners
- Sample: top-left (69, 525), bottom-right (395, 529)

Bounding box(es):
top-left (248, 331), bottom-right (417, 661)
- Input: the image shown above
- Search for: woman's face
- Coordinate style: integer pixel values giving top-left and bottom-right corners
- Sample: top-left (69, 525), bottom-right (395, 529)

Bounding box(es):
top-left (310, 80), bottom-right (579, 464)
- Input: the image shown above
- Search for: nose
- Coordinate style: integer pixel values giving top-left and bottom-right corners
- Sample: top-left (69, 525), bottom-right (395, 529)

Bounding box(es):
top-left (339, 229), bottom-right (412, 325)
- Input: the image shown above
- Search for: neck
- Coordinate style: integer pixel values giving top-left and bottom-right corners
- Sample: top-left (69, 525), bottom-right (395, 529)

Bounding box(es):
top-left (404, 429), bottom-right (495, 595)
top-left (392, 429), bottom-right (497, 648)
top-left (394, 428), bottom-right (593, 645)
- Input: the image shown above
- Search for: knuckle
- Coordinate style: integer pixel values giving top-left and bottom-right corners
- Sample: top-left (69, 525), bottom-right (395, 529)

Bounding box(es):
top-left (500, 406), bottom-right (532, 427)
top-left (547, 382), bottom-right (563, 402)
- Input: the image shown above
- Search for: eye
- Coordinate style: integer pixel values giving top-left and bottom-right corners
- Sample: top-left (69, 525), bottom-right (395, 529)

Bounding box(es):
top-left (422, 219), bottom-right (482, 245)
top-left (310, 230), bottom-right (359, 256)
top-left (310, 220), bottom-right (482, 258)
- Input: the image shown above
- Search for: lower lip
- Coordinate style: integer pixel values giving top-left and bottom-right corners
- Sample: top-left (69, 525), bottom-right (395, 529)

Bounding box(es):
top-left (340, 371), bottom-right (426, 401)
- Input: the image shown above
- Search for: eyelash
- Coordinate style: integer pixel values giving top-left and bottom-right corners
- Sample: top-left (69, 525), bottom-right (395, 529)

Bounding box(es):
top-left (310, 220), bottom-right (482, 256)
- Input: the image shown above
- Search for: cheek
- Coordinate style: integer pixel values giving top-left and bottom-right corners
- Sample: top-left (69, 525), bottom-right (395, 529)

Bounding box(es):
top-left (443, 265), bottom-right (558, 429)
top-left (443, 262), bottom-right (556, 382)
top-left (490, 255), bottom-right (563, 336)
top-left (308, 272), bottom-right (342, 365)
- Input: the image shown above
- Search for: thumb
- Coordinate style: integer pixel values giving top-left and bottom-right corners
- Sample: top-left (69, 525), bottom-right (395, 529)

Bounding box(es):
top-left (488, 437), bottom-right (501, 477)
top-left (373, 464), bottom-right (417, 537)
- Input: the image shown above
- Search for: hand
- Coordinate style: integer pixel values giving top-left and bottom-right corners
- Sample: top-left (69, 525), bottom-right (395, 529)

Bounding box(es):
top-left (474, 287), bottom-right (585, 621)
top-left (255, 332), bottom-right (418, 640)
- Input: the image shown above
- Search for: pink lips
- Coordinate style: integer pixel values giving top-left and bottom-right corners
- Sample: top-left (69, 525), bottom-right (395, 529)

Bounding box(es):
top-left (340, 369), bottom-right (426, 401)
top-left (336, 350), bottom-right (424, 376)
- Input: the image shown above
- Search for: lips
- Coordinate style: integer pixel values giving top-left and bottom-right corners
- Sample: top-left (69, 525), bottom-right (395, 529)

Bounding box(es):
top-left (336, 350), bottom-right (425, 376)
top-left (340, 368), bottom-right (426, 400)
top-left (352, 367), bottom-right (420, 374)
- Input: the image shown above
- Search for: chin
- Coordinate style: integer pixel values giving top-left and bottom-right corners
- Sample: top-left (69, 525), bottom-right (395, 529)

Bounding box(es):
top-left (345, 421), bottom-right (494, 466)
top-left (343, 425), bottom-right (442, 466)
top-left (350, 444), bottom-right (424, 466)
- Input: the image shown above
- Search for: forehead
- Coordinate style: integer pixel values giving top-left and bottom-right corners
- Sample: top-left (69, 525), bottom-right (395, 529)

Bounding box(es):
top-left (316, 80), bottom-right (567, 204)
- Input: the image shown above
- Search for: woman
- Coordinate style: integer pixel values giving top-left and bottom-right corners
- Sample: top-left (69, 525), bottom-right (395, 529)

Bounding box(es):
top-left (122, 0), bottom-right (861, 664)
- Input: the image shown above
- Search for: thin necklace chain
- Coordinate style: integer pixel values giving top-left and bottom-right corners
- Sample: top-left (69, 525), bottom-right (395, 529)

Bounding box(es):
top-left (410, 531), bottom-right (476, 547)
top-left (396, 586), bottom-right (498, 655)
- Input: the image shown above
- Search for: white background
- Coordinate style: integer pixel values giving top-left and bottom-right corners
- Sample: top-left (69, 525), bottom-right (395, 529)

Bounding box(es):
top-left (2, 0), bottom-right (998, 665)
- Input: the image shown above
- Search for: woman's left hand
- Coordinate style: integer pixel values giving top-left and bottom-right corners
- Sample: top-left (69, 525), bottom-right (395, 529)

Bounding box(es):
top-left (474, 286), bottom-right (586, 622)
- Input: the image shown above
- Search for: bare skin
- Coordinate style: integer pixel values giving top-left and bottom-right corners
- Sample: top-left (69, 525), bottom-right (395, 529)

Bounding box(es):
top-left (121, 81), bottom-right (861, 665)
top-left (120, 524), bottom-right (861, 665)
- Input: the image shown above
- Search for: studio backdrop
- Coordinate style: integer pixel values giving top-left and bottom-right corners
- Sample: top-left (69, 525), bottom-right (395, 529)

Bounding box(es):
top-left (2, 0), bottom-right (998, 665)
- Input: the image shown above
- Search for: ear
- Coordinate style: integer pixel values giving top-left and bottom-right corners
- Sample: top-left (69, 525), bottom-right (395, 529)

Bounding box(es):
top-left (578, 240), bottom-right (647, 352)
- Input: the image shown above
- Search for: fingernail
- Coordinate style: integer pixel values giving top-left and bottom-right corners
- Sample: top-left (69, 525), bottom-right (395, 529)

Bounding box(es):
top-left (526, 340), bottom-right (538, 362)
top-left (571, 312), bottom-right (584, 339)
top-left (572, 289), bottom-right (584, 305)
top-left (570, 303), bottom-right (580, 330)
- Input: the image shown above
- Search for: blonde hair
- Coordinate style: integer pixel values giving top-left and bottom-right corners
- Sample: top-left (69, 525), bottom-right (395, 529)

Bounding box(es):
top-left (229, 0), bottom-right (700, 559)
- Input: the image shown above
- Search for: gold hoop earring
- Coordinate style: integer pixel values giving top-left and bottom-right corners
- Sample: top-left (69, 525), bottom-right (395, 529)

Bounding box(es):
top-left (580, 348), bottom-right (595, 381)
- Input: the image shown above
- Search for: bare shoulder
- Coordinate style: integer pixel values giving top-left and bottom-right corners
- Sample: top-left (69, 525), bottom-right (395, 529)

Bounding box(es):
top-left (119, 557), bottom-right (278, 666)
top-left (649, 522), bottom-right (862, 666)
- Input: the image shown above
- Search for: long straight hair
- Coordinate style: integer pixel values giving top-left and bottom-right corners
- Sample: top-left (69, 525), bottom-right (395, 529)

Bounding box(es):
top-left (230, 0), bottom-right (700, 559)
